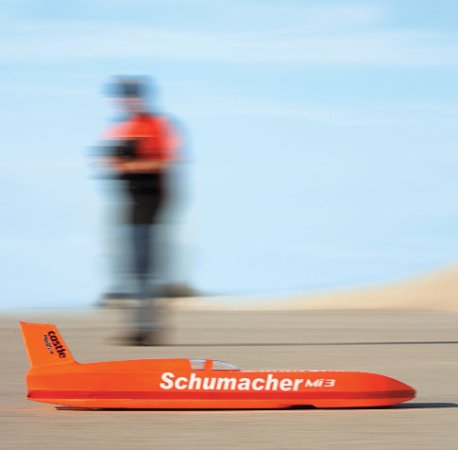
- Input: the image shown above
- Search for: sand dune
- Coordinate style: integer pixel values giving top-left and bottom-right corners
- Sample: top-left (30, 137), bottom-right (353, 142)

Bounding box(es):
top-left (287, 266), bottom-right (458, 311)
top-left (185, 266), bottom-right (458, 311)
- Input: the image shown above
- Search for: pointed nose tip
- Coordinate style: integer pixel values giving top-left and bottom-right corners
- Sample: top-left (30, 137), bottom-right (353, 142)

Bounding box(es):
top-left (392, 378), bottom-right (416, 399)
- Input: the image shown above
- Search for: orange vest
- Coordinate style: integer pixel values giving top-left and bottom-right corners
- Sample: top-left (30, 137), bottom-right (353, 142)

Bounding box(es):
top-left (103, 114), bottom-right (178, 161)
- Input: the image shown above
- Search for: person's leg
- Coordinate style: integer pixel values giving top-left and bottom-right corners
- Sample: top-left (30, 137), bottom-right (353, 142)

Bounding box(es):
top-left (114, 223), bottom-right (161, 345)
top-left (131, 223), bottom-right (151, 280)
top-left (132, 223), bottom-right (157, 321)
top-left (130, 189), bottom-right (166, 342)
top-left (118, 182), bottom-right (165, 345)
top-left (99, 180), bottom-right (133, 306)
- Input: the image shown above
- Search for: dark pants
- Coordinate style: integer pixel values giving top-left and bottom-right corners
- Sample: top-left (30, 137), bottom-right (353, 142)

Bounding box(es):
top-left (124, 173), bottom-right (166, 330)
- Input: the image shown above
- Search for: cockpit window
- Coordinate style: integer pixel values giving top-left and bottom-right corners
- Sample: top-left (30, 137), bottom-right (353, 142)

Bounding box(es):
top-left (190, 359), bottom-right (206, 370)
top-left (211, 360), bottom-right (239, 371)
top-left (189, 359), bottom-right (239, 371)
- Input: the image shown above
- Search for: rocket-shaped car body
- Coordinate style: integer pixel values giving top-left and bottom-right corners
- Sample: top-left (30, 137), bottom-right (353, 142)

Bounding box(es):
top-left (20, 322), bottom-right (415, 409)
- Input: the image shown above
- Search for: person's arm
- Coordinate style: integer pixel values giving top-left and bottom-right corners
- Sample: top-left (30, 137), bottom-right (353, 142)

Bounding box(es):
top-left (113, 158), bottom-right (171, 173)
top-left (114, 117), bottom-right (179, 173)
top-left (102, 116), bottom-right (179, 174)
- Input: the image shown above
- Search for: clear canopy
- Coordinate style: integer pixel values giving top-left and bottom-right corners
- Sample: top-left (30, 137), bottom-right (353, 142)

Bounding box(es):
top-left (190, 359), bottom-right (239, 371)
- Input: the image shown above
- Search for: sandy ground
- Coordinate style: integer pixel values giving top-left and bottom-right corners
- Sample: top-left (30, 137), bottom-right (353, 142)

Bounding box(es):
top-left (187, 266), bottom-right (458, 311)
top-left (0, 308), bottom-right (457, 449)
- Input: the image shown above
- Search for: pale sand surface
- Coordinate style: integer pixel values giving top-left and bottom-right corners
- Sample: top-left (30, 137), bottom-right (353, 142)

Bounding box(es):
top-left (187, 266), bottom-right (458, 311)
top-left (0, 308), bottom-right (457, 449)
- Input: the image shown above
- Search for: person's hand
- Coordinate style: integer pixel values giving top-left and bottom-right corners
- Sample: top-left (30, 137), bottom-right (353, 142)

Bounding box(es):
top-left (106, 158), bottom-right (133, 173)
top-left (106, 158), bottom-right (167, 173)
top-left (115, 161), bottom-right (137, 172)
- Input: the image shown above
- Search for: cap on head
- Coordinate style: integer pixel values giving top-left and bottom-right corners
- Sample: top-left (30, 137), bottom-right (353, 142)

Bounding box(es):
top-left (107, 76), bottom-right (154, 99)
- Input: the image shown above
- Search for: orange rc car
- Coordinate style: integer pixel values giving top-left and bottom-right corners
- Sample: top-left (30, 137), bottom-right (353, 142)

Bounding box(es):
top-left (20, 322), bottom-right (415, 409)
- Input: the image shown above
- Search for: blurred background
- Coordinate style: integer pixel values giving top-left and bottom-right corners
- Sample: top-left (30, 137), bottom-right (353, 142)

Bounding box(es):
top-left (2, 0), bottom-right (458, 309)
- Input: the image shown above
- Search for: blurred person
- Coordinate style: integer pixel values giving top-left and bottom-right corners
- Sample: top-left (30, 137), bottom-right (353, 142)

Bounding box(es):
top-left (99, 76), bottom-right (180, 345)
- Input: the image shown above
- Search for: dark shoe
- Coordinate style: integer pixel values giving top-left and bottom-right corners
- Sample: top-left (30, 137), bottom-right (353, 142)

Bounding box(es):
top-left (111, 329), bottom-right (163, 346)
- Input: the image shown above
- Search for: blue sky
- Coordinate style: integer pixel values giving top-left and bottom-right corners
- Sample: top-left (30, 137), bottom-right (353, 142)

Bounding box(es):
top-left (1, 0), bottom-right (458, 307)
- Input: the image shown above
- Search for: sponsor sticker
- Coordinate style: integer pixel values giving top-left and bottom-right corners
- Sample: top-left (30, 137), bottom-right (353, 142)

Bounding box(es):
top-left (47, 331), bottom-right (67, 358)
top-left (159, 372), bottom-right (336, 391)
top-left (43, 334), bottom-right (54, 355)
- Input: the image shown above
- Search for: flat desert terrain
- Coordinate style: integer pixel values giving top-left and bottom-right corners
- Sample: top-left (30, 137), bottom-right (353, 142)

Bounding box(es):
top-left (1, 308), bottom-right (457, 449)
